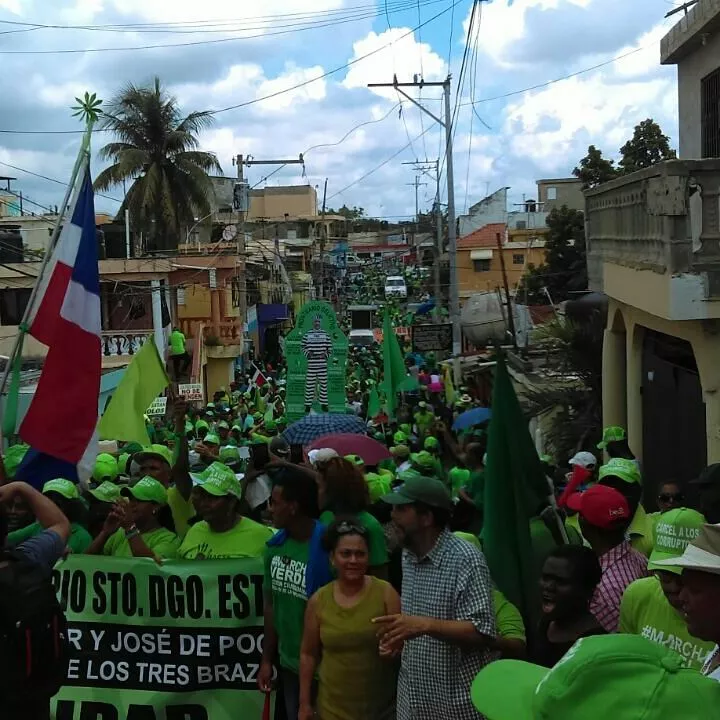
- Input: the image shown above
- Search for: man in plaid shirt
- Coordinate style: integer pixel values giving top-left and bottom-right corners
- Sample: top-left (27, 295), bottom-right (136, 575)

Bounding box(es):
top-left (567, 484), bottom-right (649, 631)
top-left (376, 476), bottom-right (496, 720)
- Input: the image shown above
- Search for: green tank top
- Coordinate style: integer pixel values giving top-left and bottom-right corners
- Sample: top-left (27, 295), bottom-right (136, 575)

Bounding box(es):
top-left (315, 577), bottom-right (397, 720)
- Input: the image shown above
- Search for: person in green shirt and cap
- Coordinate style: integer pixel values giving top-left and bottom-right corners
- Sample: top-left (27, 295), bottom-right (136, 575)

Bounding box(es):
top-left (169, 327), bottom-right (191, 379)
top-left (619, 507), bottom-right (713, 671)
top-left (413, 401), bottom-right (435, 438)
top-left (85, 481), bottom-right (123, 538)
top-left (7, 478), bottom-right (92, 554)
top-left (179, 462), bottom-right (273, 559)
top-left (86, 476), bottom-right (180, 561)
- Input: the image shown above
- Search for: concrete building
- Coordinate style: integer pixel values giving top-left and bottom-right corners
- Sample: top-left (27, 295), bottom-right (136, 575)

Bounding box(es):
top-left (585, 0), bottom-right (720, 499)
top-left (537, 178), bottom-right (584, 212)
top-left (457, 222), bottom-right (546, 301)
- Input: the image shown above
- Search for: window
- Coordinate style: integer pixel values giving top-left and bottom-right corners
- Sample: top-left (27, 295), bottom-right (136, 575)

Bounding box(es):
top-left (473, 259), bottom-right (491, 272)
top-left (515, 220), bottom-right (527, 230)
top-left (546, 186), bottom-right (557, 200)
top-left (512, 253), bottom-right (525, 265)
top-left (702, 68), bottom-right (720, 158)
top-left (0, 288), bottom-right (31, 325)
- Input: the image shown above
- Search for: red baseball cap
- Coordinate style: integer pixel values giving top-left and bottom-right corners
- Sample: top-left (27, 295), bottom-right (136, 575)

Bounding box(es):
top-left (566, 484), bottom-right (630, 529)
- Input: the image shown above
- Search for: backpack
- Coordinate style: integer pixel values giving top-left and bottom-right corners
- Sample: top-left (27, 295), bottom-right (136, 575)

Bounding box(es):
top-left (0, 549), bottom-right (69, 701)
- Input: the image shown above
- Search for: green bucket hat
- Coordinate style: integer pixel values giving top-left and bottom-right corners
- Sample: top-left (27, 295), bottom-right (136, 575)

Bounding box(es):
top-left (42, 478), bottom-right (79, 500)
top-left (597, 425), bottom-right (627, 449)
top-left (121, 476), bottom-right (168, 505)
top-left (649, 507), bottom-right (706, 574)
top-left (381, 475), bottom-right (452, 511)
top-left (219, 446), bottom-right (241, 464)
top-left (598, 457), bottom-right (641, 485)
top-left (192, 462), bottom-right (242, 499)
top-left (470, 634), bottom-right (720, 720)
top-left (203, 433), bottom-right (220, 446)
top-left (410, 450), bottom-right (436, 471)
top-left (88, 481), bottom-right (123, 504)
top-left (93, 453), bottom-right (119, 484)
top-left (3, 444), bottom-right (28, 478)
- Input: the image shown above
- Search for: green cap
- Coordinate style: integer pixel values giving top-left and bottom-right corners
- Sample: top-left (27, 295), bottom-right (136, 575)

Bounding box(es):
top-left (391, 444), bottom-right (410, 458)
top-left (88, 481), bottom-right (123, 504)
top-left (219, 445), bottom-right (241, 463)
top-left (206, 402), bottom-right (215, 409)
top-left (217, 420), bottom-right (230, 430)
top-left (597, 425), bottom-right (627, 449)
top-left (195, 419), bottom-right (210, 432)
top-left (393, 431), bottom-right (408, 444)
top-left (373, 431), bottom-right (385, 442)
top-left (381, 475), bottom-right (452, 511)
top-left (424, 436), bottom-right (439, 450)
top-left (471, 634), bottom-right (720, 720)
top-left (649, 507), bottom-right (706, 574)
top-left (252, 412), bottom-right (263, 421)
top-left (366, 472), bottom-right (392, 503)
top-left (203, 433), bottom-right (220, 446)
top-left (123, 441), bottom-right (143, 455)
top-left (277, 416), bottom-right (288, 425)
top-left (117, 452), bottom-right (131, 476)
top-left (598, 457), bottom-right (641, 485)
top-left (231, 424), bottom-right (243, 433)
top-left (42, 478), bottom-right (79, 500)
top-left (399, 423), bottom-right (412, 435)
top-left (3, 443), bottom-right (28, 478)
top-left (265, 420), bottom-right (277, 432)
top-left (136, 444), bottom-right (173, 467)
top-left (93, 453), bottom-right (119, 483)
top-left (192, 462), bottom-right (242, 499)
top-left (121, 476), bottom-right (168, 505)
top-left (411, 450), bottom-right (436, 471)
top-left (345, 454), bottom-right (365, 466)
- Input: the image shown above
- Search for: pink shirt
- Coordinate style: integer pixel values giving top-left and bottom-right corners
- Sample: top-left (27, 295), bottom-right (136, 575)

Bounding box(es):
top-left (590, 540), bottom-right (649, 632)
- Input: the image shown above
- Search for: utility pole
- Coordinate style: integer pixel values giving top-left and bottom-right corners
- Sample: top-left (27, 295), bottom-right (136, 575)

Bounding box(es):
top-left (406, 176), bottom-right (427, 231)
top-left (371, 75), bottom-right (461, 364)
top-left (319, 178), bottom-right (328, 301)
top-left (495, 227), bottom-right (517, 349)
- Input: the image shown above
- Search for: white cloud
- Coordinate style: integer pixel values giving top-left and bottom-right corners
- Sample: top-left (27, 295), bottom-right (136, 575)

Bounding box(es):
top-left (0, 0), bottom-right (24, 13)
top-left (256, 65), bottom-right (327, 111)
top-left (343, 28), bottom-right (446, 99)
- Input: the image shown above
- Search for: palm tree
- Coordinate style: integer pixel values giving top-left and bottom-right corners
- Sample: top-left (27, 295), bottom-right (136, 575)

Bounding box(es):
top-left (94, 78), bottom-right (222, 252)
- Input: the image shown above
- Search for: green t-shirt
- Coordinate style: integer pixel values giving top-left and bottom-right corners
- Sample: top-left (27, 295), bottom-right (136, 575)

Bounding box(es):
top-left (493, 589), bottom-right (526, 641)
top-left (178, 518), bottom-right (274, 559)
top-left (7, 521), bottom-right (92, 554)
top-left (619, 576), bottom-right (714, 671)
top-left (264, 538), bottom-right (311, 672)
top-left (103, 527), bottom-right (180, 559)
top-left (168, 486), bottom-right (195, 540)
top-left (449, 467), bottom-right (471, 498)
top-left (170, 330), bottom-right (186, 355)
top-left (319, 510), bottom-right (388, 567)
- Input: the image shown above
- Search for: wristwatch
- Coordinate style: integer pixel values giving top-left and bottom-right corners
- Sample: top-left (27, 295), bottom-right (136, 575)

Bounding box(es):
top-left (125, 524), bottom-right (140, 540)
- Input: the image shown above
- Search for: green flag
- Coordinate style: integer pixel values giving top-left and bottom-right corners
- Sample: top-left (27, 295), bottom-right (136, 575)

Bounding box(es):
top-left (483, 353), bottom-right (549, 628)
top-left (379, 308), bottom-right (415, 418)
top-left (98, 339), bottom-right (170, 446)
top-left (367, 387), bottom-right (381, 419)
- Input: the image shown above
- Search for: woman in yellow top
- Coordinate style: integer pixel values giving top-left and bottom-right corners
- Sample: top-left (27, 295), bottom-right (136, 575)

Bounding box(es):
top-left (86, 476), bottom-right (180, 561)
top-left (299, 518), bottom-right (401, 720)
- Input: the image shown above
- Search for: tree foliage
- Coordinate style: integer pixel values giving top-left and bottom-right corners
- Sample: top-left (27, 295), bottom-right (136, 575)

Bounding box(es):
top-left (618, 118), bottom-right (677, 174)
top-left (326, 204), bottom-right (366, 220)
top-left (94, 78), bottom-right (222, 252)
top-left (517, 206), bottom-right (587, 304)
top-left (573, 145), bottom-right (617, 189)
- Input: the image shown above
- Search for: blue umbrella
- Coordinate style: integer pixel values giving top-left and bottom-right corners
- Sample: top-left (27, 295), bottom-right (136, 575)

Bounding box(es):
top-left (283, 413), bottom-right (367, 445)
top-left (453, 407), bottom-right (492, 431)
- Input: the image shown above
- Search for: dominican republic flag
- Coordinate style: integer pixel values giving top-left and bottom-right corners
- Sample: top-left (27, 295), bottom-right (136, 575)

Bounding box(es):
top-left (16, 163), bottom-right (100, 487)
top-left (251, 363), bottom-right (267, 388)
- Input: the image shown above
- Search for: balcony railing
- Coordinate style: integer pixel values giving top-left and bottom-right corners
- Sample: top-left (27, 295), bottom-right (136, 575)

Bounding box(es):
top-left (101, 330), bottom-right (152, 358)
top-left (203, 322), bottom-right (242, 344)
top-left (585, 159), bottom-right (720, 294)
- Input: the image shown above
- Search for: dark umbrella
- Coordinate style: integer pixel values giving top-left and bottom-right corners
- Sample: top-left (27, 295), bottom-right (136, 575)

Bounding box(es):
top-left (307, 433), bottom-right (391, 465)
top-left (283, 414), bottom-right (367, 445)
top-left (452, 407), bottom-right (492, 431)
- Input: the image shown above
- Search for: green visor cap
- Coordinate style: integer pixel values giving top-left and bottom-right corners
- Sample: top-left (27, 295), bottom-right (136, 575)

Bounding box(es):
top-left (345, 454), bottom-right (364, 466)
top-left (203, 433), bottom-right (220, 446)
top-left (381, 475), bottom-right (451, 511)
top-left (217, 421), bottom-right (230, 430)
top-left (393, 431), bottom-right (408, 444)
top-left (598, 457), bottom-right (641, 485)
top-left (136, 444), bottom-right (173, 467)
top-left (121, 476), bottom-right (168, 505)
top-left (471, 634), bottom-right (720, 720)
top-left (219, 446), bottom-right (241, 463)
top-left (411, 450), bottom-right (436, 470)
top-left (93, 453), bottom-right (119, 483)
top-left (191, 462), bottom-right (242, 499)
top-left (597, 425), bottom-right (627, 449)
top-left (424, 436), bottom-right (440, 450)
top-left (89, 481), bottom-right (123, 504)
top-left (649, 507), bottom-right (706, 574)
top-left (42, 478), bottom-right (79, 500)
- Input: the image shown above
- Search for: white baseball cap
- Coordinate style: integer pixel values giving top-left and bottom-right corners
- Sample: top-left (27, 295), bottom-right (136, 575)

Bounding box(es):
top-left (308, 448), bottom-right (339, 467)
top-left (568, 451), bottom-right (597, 469)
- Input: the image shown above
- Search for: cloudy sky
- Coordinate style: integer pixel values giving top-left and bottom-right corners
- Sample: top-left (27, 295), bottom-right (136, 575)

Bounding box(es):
top-left (0, 0), bottom-right (681, 223)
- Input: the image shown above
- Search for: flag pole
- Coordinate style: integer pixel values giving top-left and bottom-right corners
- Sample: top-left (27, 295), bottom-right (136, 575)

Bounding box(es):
top-left (0, 95), bottom-right (100, 437)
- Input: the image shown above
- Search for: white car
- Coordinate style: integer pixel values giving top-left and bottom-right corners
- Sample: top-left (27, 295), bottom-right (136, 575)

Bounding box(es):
top-left (384, 276), bottom-right (408, 299)
top-left (348, 329), bottom-right (376, 347)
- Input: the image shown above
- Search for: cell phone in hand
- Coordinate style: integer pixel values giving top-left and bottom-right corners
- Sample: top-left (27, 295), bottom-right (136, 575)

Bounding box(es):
top-left (251, 443), bottom-right (270, 468)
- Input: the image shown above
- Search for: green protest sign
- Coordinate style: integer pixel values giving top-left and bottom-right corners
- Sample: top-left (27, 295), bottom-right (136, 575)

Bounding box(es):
top-left (51, 555), bottom-right (271, 720)
top-left (284, 301), bottom-right (348, 420)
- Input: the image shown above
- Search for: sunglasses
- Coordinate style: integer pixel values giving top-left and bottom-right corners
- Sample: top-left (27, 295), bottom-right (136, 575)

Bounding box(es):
top-left (336, 520), bottom-right (368, 536)
top-left (658, 493), bottom-right (684, 502)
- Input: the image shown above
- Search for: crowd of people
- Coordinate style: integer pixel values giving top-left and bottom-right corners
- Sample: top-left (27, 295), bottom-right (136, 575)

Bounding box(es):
top-left (3, 339), bottom-right (720, 719)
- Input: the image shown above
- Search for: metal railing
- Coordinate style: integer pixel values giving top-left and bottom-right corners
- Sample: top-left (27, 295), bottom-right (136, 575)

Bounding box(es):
top-left (101, 330), bottom-right (152, 358)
